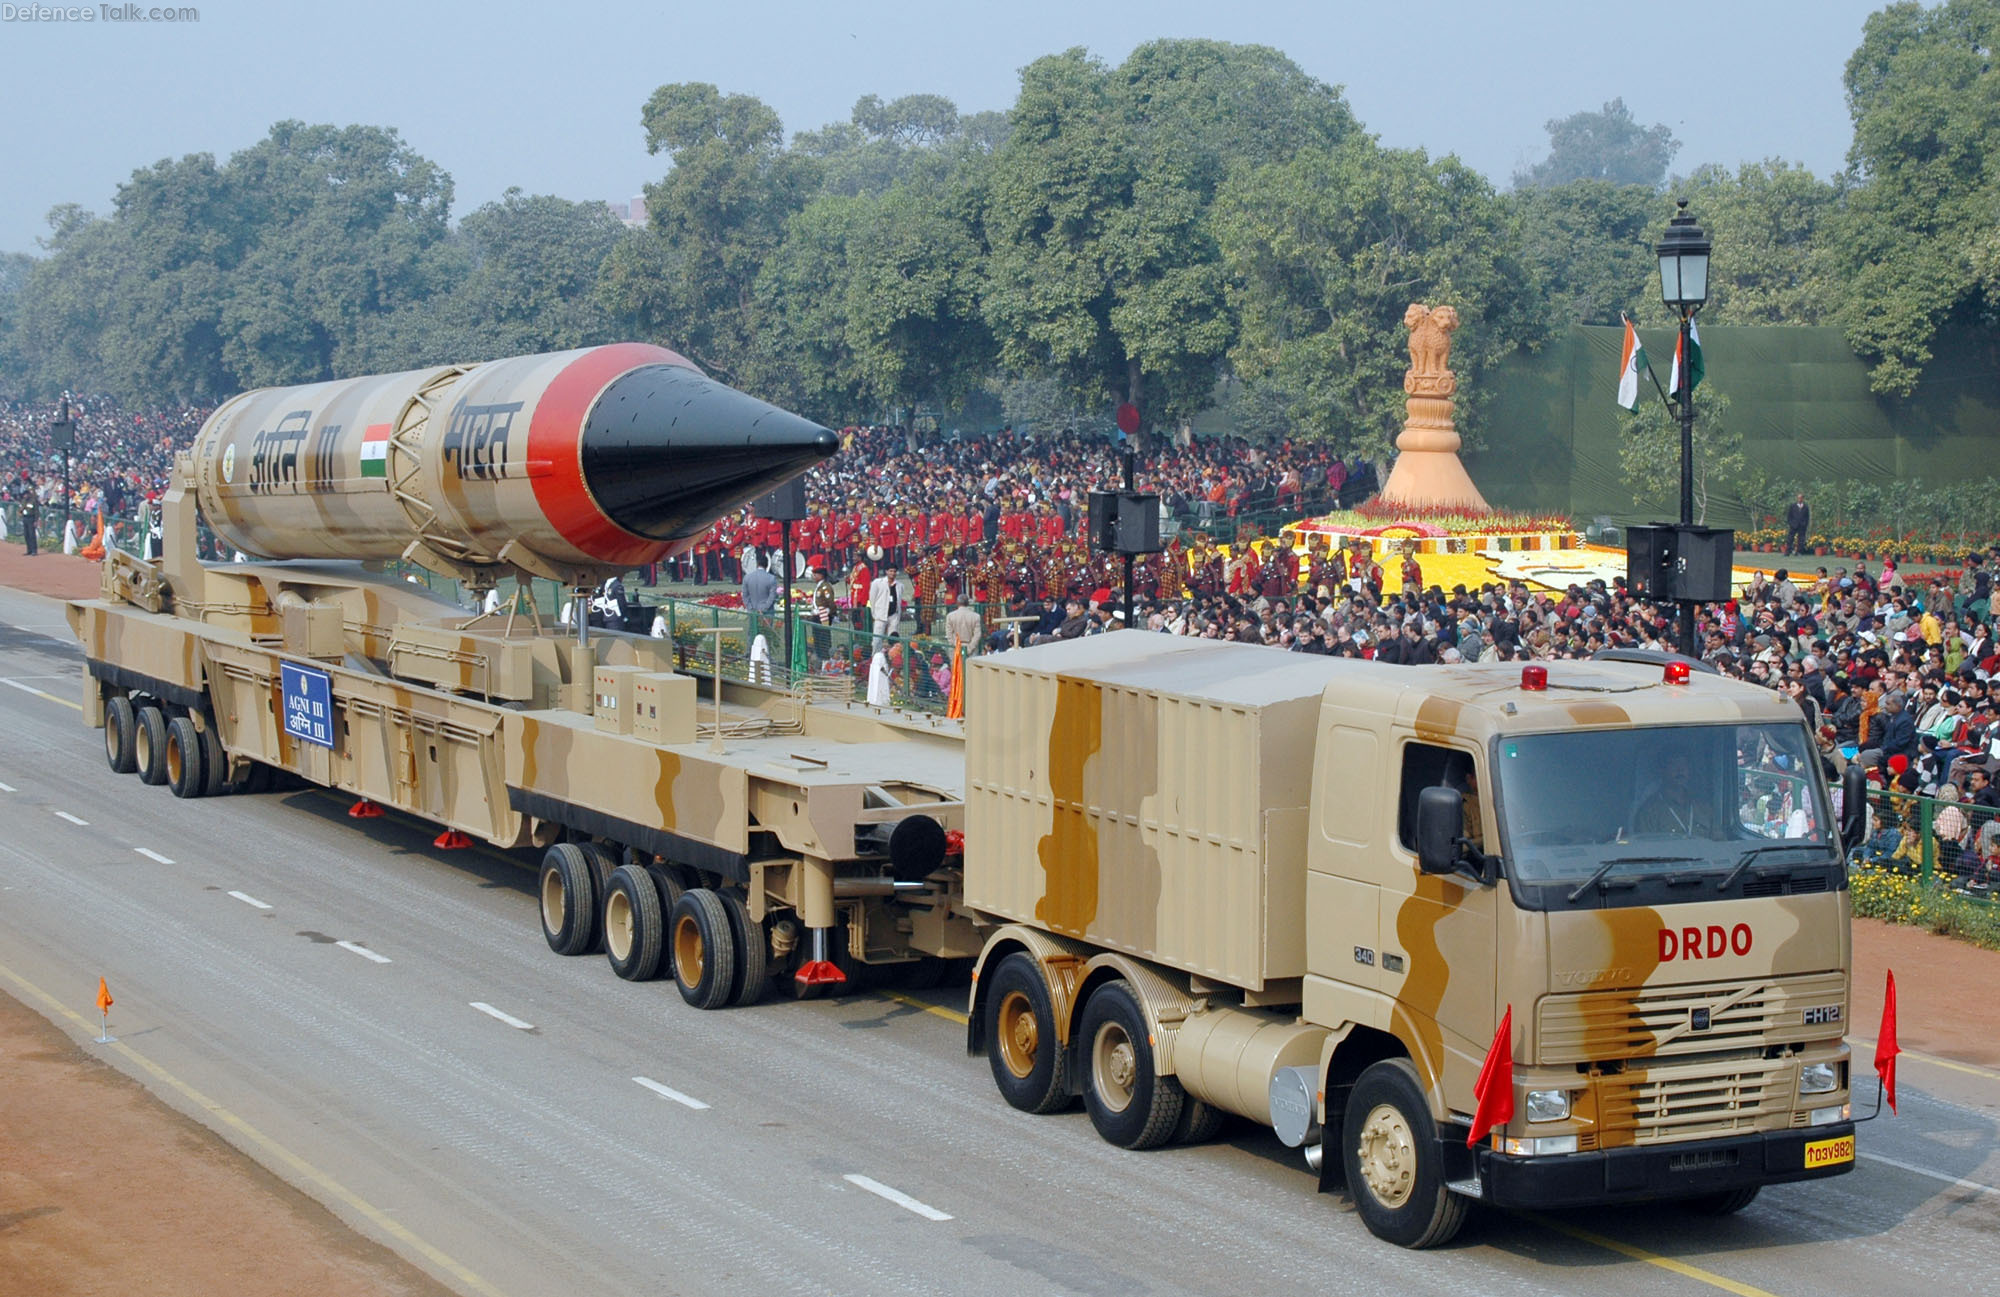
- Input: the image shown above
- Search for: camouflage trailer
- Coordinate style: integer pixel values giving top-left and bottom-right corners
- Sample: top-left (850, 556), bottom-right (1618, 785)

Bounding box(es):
top-left (68, 350), bottom-right (1858, 1252)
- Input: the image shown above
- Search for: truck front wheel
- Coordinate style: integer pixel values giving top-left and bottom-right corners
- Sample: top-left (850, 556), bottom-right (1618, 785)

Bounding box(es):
top-left (1079, 981), bottom-right (1185, 1150)
top-left (1681, 1187), bottom-right (1759, 1215)
top-left (1341, 1058), bottom-right (1470, 1249)
top-left (984, 953), bottom-right (1070, 1114)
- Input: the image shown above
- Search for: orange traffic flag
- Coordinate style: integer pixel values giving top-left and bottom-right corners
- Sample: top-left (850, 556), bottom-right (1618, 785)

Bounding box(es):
top-left (95, 976), bottom-right (113, 1016)
top-left (945, 640), bottom-right (966, 720)
top-left (1874, 969), bottom-right (1900, 1114)
top-left (1467, 1005), bottom-right (1514, 1147)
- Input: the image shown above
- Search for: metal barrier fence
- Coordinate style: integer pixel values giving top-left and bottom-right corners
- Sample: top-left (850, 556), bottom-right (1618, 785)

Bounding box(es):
top-left (1850, 784), bottom-right (1999, 901)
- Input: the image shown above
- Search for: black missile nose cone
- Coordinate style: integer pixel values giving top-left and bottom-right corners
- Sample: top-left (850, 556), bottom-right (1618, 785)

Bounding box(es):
top-left (581, 364), bottom-right (839, 541)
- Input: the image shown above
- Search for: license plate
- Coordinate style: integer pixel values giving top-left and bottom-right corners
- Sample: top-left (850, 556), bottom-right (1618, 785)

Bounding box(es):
top-left (1804, 1135), bottom-right (1854, 1168)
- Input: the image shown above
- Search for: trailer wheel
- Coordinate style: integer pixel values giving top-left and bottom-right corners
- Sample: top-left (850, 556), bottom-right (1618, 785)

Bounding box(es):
top-left (104, 696), bottom-right (138, 774)
top-left (1173, 1097), bottom-right (1228, 1145)
top-left (670, 889), bottom-right (736, 1010)
top-left (134, 705), bottom-right (170, 786)
top-left (165, 715), bottom-right (206, 799)
top-left (1079, 981), bottom-right (1185, 1149)
top-left (1342, 1058), bottom-right (1469, 1249)
top-left (602, 864), bottom-right (664, 981)
top-left (579, 842), bottom-right (617, 902)
top-left (198, 720), bottom-right (228, 798)
top-left (983, 953), bottom-right (1070, 1114)
top-left (539, 843), bottom-right (600, 956)
top-left (1681, 1187), bottom-right (1760, 1215)
top-left (720, 891), bottom-right (768, 1007)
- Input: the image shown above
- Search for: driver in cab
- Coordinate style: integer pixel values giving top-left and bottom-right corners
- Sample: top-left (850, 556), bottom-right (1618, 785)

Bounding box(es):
top-left (1636, 752), bottom-right (1716, 837)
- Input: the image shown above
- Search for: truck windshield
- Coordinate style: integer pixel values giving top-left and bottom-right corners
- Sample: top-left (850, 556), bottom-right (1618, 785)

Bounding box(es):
top-left (1493, 723), bottom-right (1835, 894)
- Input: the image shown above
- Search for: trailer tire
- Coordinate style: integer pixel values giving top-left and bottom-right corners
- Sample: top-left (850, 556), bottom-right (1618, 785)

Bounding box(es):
top-left (984, 953), bottom-right (1070, 1115)
top-left (579, 842), bottom-right (617, 902)
top-left (669, 889), bottom-right (736, 1010)
top-left (720, 891), bottom-right (768, 1007)
top-left (104, 696), bottom-right (138, 774)
top-left (1079, 981), bottom-right (1185, 1150)
top-left (165, 715), bottom-right (206, 799)
top-left (602, 865), bottom-right (665, 981)
top-left (134, 704), bottom-right (170, 786)
top-left (539, 843), bottom-right (599, 956)
top-left (1341, 1058), bottom-right (1469, 1249)
top-left (1681, 1187), bottom-right (1759, 1215)
top-left (1173, 1097), bottom-right (1228, 1145)
top-left (198, 720), bottom-right (228, 798)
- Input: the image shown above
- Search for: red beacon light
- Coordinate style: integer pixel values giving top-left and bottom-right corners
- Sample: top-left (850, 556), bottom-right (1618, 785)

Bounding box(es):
top-left (1520, 665), bottom-right (1548, 691)
top-left (1664, 661), bottom-right (1692, 685)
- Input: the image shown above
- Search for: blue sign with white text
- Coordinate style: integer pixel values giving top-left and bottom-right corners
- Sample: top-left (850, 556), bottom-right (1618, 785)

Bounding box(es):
top-left (280, 662), bottom-right (334, 748)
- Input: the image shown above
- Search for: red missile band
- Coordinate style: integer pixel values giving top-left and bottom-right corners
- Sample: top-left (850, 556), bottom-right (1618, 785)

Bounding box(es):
top-left (526, 342), bottom-right (696, 565)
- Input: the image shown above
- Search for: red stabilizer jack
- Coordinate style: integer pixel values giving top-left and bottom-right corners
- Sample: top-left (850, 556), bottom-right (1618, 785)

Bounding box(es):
top-left (433, 829), bottom-right (473, 849)
top-left (794, 959), bottom-right (846, 987)
top-left (348, 799), bottom-right (384, 818)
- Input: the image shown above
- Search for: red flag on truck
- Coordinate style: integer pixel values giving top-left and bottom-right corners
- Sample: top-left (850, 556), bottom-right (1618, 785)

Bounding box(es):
top-left (1874, 969), bottom-right (1900, 1114)
top-left (1468, 1006), bottom-right (1514, 1148)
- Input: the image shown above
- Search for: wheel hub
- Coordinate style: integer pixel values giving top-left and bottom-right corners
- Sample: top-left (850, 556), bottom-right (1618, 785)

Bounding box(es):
top-left (1091, 1021), bottom-right (1136, 1113)
top-left (997, 990), bottom-right (1039, 1079)
top-left (1356, 1103), bottom-right (1417, 1209)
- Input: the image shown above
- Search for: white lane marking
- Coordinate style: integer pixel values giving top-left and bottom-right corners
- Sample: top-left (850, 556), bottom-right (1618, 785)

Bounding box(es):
top-left (134, 848), bottom-right (174, 864)
top-left (336, 940), bottom-right (392, 964)
top-left (842, 1174), bottom-right (952, 1221)
top-left (633, 1077), bottom-right (710, 1110)
top-left (227, 890), bottom-right (272, 910)
top-left (54, 811), bottom-right (88, 826)
top-left (0, 780), bottom-right (16, 792)
top-left (1860, 1151), bottom-right (2000, 1198)
top-left (469, 1002), bottom-right (533, 1030)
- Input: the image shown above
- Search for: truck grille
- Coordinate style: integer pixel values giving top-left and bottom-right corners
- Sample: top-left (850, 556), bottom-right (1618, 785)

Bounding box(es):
top-left (1600, 1057), bottom-right (1792, 1144)
top-left (1536, 971), bottom-right (1846, 1065)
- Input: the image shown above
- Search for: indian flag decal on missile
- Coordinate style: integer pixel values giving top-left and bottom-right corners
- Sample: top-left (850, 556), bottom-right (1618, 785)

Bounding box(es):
top-left (359, 424), bottom-right (390, 478)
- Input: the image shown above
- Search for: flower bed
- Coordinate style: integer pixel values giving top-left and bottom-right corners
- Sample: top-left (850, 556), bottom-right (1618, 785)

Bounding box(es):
top-left (1849, 863), bottom-right (2000, 951)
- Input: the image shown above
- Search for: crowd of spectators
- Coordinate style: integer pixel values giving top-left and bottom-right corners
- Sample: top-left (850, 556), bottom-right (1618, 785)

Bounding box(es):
top-left (1, 396), bottom-right (203, 551)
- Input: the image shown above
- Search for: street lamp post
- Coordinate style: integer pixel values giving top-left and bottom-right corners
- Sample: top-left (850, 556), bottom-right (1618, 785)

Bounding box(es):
top-left (1656, 201), bottom-right (1710, 656)
top-left (49, 393), bottom-right (76, 549)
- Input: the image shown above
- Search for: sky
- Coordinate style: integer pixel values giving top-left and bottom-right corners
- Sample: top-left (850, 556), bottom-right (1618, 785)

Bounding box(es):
top-left (0, 0), bottom-right (1892, 256)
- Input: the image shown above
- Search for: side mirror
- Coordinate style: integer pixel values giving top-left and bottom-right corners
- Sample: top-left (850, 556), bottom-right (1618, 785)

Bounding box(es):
top-left (1839, 763), bottom-right (1870, 855)
top-left (1416, 785), bottom-right (1465, 875)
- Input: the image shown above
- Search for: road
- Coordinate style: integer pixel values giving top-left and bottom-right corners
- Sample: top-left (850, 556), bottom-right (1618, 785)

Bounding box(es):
top-left (0, 584), bottom-right (1996, 1297)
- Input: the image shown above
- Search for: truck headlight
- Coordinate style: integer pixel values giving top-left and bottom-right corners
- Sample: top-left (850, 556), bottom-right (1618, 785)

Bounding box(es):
top-left (1799, 1062), bottom-right (1840, 1095)
top-left (1525, 1088), bottom-right (1571, 1122)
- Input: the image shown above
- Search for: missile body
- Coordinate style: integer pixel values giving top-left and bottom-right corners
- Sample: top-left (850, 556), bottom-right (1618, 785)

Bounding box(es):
top-left (193, 343), bottom-right (837, 578)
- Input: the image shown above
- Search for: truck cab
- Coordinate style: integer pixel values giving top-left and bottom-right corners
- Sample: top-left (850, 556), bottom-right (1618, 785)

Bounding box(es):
top-left (1307, 657), bottom-right (1854, 1243)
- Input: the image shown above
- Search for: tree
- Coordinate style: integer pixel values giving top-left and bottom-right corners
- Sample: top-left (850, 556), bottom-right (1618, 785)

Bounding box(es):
top-left (1619, 387), bottom-right (1740, 523)
top-left (745, 192), bottom-right (868, 421)
top-left (1215, 141), bottom-right (1542, 457)
top-left (411, 189), bottom-right (624, 361)
top-left (1513, 98), bottom-right (1680, 190)
top-left (634, 83), bottom-right (818, 382)
top-left (1831, 0), bottom-right (2000, 394)
top-left (983, 41), bottom-right (1354, 430)
top-left (1679, 160), bottom-right (1838, 326)
top-left (1507, 180), bottom-right (1659, 326)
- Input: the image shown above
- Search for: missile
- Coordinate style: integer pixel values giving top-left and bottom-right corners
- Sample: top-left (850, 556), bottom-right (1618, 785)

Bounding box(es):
top-left (191, 343), bottom-right (838, 579)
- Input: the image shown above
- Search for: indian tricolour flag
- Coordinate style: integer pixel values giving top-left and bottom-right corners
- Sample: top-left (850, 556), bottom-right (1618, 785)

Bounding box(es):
top-left (1615, 317), bottom-right (1645, 413)
top-left (359, 424), bottom-right (390, 478)
top-left (1668, 318), bottom-right (1705, 395)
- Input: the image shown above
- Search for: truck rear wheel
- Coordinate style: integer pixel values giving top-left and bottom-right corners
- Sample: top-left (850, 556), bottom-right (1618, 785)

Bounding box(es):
top-left (165, 716), bottom-right (206, 799)
top-left (1173, 1097), bottom-right (1228, 1145)
top-left (104, 696), bottom-right (138, 773)
top-left (720, 891), bottom-right (768, 1007)
top-left (983, 953), bottom-right (1070, 1114)
top-left (1341, 1058), bottom-right (1469, 1249)
top-left (539, 843), bottom-right (599, 956)
top-left (602, 865), bottom-right (664, 981)
top-left (134, 705), bottom-right (170, 786)
top-left (1079, 981), bottom-right (1185, 1149)
top-left (670, 889), bottom-right (736, 1010)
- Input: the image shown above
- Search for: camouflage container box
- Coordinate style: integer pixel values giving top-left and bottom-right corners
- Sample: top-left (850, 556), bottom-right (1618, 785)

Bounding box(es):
top-left (965, 635), bottom-right (1335, 990)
